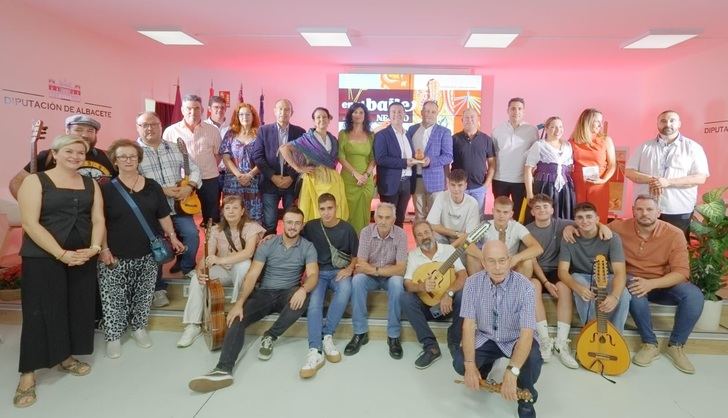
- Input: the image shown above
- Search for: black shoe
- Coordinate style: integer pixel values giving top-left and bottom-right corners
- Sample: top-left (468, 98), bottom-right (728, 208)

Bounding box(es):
top-left (414, 347), bottom-right (441, 369)
top-left (344, 333), bottom-right (369, 356)
top-left (388, 337), bottom-right (403, 359)
top-left (169, 260), bottom-right (181, 274)
top-left (518, 403), bottom-right (536, 418)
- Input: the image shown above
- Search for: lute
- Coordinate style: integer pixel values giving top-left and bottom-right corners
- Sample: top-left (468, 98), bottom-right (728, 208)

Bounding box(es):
top-left (175, 138), bottom-right (202, 215)
top-left (29, 120), bottom-right (48, 174)
top-left (202, 220), bottom-right (226, 351)
top-left (454, 379), bottom-right (533, 402)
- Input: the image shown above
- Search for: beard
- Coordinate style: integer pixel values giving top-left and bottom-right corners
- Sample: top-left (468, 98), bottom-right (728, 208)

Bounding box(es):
top-left (284, 229), bottom-right (299, 239)
top-left (659, 126), bottom-right (676, 136)
top-left (419, 239), bottom-right (435, 252)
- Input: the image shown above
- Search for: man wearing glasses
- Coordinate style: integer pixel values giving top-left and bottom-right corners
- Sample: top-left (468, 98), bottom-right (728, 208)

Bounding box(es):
top-left (136, 111), bottom-right (201, 307)
top-left (453, 240), bottom-right (542, 418)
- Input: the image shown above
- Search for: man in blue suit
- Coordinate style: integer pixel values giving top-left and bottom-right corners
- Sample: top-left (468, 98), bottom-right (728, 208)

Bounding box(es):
top-left (373, 102), bottom-right (417, 227)
top-left (252, 99), bottom-right (306, 235)
top-left (407, 100), bottom-right (453, 222)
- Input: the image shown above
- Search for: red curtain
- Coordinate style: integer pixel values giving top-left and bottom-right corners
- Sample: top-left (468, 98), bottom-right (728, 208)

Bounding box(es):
top-left (155, 102), bottom-right (176, 130)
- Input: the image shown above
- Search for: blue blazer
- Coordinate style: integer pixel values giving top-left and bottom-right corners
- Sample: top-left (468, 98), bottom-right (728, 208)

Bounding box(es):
top-left (252, 122), bottom-right (306, 193)
top-left (406, 123), bottom-right (453, 193)
top-left (373, 126), bottom-right (415, 197)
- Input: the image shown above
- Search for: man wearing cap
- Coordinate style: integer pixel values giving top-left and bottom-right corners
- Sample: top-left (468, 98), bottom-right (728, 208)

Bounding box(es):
top-left (9, 114), bottom-right (115, 199)
top-left (163, 94), bottom-right (223, 225)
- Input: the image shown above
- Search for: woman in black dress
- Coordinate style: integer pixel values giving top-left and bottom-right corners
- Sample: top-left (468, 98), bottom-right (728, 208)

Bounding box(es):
top-left (15, 134), bottom-right (105, 408)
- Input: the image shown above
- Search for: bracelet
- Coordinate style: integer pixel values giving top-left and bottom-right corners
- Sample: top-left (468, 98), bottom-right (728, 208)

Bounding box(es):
top-left (166, 231), bottom-right (176, 237)
top-left (90, 245), bottom-right (102, 254)
top-left (56, 250), bottom-right (67, 260)
top-left (100, 247), bottom-right (111, 254)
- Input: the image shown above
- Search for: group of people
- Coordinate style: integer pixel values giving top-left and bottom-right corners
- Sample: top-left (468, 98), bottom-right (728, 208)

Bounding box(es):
top-left (8, 93), bottom-right (711, 418)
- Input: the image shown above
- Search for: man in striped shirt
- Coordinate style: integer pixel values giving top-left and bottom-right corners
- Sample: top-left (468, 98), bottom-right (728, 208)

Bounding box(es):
top-left (454, 240), bottom-right (542, 418)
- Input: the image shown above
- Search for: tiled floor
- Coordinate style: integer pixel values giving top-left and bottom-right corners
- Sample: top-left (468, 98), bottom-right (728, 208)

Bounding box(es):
top-left (0, 324), bottom-right (725, 418)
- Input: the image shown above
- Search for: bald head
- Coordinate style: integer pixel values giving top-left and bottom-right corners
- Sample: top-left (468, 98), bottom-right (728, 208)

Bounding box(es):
top-left (481, 240), bottom-right (511, 281)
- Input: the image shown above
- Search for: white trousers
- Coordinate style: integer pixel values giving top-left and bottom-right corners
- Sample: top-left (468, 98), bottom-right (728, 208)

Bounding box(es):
top-left (181, 260), bottom-right (251, 325)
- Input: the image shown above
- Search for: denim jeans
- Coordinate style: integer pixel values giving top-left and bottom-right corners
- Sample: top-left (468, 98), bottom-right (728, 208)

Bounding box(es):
top-left (199, 177), bottom-right (221, 224)
top-left (400, 290), bottom-right (463, 350)
top-left (629, 280), bottom-right (704, 345)
top-left (171, 214), bottom-right (199, 274)
top-left (465, 185), bottom-right (487, 216)
top-left (307, 269), bottom-right (352, 349)
top-left (262, 190), bottom-right (296, 235)
top-left (351, 273), bottom-right (404, 337)
top-left (571, 272), bottom-right (631, 333)
top-left (453, 339), bottom-right (542, 416)
top-left (216, 287), bottom-right (308, 373)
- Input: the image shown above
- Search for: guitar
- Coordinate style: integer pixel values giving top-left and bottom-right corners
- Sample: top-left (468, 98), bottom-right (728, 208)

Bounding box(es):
top-left (202, 220), bottom-right (226, 351)
top-left (454, 379), bottom-right (534, 403)
top-left (29, 120), bottom-right (48, 174)
top-left (175, 138), bottom-right (202, 215)
top-left (411, 221), bottom-right (491, 306)
top-left (575, 254), bottom-right (630, 377)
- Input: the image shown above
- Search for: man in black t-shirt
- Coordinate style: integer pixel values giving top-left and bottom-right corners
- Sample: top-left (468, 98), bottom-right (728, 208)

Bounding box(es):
top-left (299, 193), bottom-right (358, 379)
top-left (9, 115), bottom-right (115, 198)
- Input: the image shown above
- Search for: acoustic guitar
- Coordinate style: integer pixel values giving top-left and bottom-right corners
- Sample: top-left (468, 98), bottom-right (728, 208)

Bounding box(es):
top-left (454, 379), bottom-right (533, 403)
top-left (202, 220), bottom-right (226, 351)
top-left (29, 120), bottom-right (48, 174)
top-left (175, 138), bottom-right (202, 215)
top-left (411, 221), bottom-right (491, 306)
top-left (575, 254), bottom-right (630, 377)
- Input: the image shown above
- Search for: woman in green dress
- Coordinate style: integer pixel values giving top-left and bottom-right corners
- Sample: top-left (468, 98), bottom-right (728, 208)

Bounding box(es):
top-left (338, 103), bottom-right (375, 232)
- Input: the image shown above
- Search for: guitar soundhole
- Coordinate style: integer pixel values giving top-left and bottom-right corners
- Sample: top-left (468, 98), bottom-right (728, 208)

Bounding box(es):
top-left (599, 335), bottom-right (606, 344)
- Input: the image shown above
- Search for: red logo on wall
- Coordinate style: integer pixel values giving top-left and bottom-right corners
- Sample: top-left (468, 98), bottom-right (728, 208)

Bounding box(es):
top-left (48, 79), bottom-right (81, 102)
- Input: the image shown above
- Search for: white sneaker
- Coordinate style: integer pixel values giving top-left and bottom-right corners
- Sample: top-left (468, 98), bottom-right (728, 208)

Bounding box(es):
top-left (152, 290), bottom-right (170, 308)
top-left (132, 328), bottom-right (153, 348)
top-left (106, 340), bottom-right (121, 359)
top-left (299, 348), bottom-right (325, 379)
top-left (540, 336), bottom-right (554, 362)
top-left (322, 335), bottom-right (342, 363)
top-left (554, 339), bottom-right (579, 369)
top-left (177, 324), bottom-right (202, 348)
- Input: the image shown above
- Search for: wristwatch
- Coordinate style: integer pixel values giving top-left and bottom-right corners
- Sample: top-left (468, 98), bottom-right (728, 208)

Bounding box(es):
top-left (506, 364), bottom-right (520, 377)
top-left (447, 290), bottom-right (455, 298)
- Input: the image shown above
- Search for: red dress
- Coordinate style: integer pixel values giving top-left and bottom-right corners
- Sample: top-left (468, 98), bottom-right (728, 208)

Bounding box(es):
top-left (571, 136), bottom-right (611, 220)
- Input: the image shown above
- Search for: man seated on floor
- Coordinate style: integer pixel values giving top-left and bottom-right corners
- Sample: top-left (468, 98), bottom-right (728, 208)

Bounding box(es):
top-left (188, 207), bottom-right (318, 392)
top-left (299, 193), bottom-right (358, 378)
top-left (609, 194), bottom-right (703, 374)
top-left (480, 196), bottom-right (543, 277)
top-left (401, 221), bottom-right (467, 369)
top-left (558, 202), bottom-right (630, 333)
top-left (346, 202), bottom-right (407, 359)
top-left (453, 240), bottom-right (543, 418)
top-left (426, 168), bottom-right (483, 274)
top-left (524, 194), bottom-right (613, 367)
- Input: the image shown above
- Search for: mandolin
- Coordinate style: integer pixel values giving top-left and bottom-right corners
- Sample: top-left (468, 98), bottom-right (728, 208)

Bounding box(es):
top-left (202, 220), bottom-right (226, 351)
top-left (29, 120), bottom-right (48, 174)
top-left (575, 254), bottom-right (630, 377)
top-left (411, 221), bottom-right (490, 306)
top-left (454, 379), bottom-right (533, 403)
top-left (175, 138), bottom-right (202, 215)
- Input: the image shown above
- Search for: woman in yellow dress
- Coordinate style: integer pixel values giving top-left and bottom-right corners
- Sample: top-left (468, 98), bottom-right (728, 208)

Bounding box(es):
top-left (280, 107), bottom-right (348, 222)
top-left (338, 103), bottom-right (375, 232)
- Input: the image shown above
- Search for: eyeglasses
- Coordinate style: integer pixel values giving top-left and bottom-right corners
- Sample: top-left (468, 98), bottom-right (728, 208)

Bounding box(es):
top-left (116, 155), bottom-right (139, 161)
top-left (137, 123), bottom-right (161, 129)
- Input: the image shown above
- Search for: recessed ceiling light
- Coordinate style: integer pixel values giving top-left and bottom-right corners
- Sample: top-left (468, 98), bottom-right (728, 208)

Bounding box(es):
top-left (299, 28), bottom-right (351, 47)
top-left (623, 31), bottom-right (698, 49)
top-left (137, 30), bottom-right (203, 45)
top-left (464, 29), bottom-right (519, 48)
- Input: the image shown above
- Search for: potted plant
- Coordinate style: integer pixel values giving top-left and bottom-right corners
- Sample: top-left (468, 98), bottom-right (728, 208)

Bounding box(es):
top-left (0, 264), bottom-right (21, 301)
top-left (689, 186), bottom-right (728, 331)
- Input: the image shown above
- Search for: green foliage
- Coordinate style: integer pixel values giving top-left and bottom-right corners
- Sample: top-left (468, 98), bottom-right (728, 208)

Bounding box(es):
top-left (690, 186), bottom-right (728, 301)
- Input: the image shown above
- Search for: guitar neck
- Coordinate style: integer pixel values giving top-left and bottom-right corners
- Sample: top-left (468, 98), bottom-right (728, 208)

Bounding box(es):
top-left (595, 286), bottom-right (608, 333)
top-left (437, 245), bottom-right (465, 275)
top-left (182, 153), bottom-right (190, 178)
top-left (30, 142), bottom-right (38, 174)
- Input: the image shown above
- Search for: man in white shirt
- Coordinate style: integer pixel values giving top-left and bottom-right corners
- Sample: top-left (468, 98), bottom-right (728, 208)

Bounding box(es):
top-left (205, 95), bottom-right (229, 137)
top-left (492, 98), bottom-right (539, 220)
top-left (426, 169), bottom-right (481, 273)
top-left (163, 94), bottom-right (223, 226)
top-left (625, 110), bottom-right (709, 236)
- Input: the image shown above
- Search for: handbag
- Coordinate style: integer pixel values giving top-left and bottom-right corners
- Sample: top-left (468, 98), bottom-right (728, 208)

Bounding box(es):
top-left (320, 220), bottom-right (351, 269)
top-left (111, 178), bottom-right (175, 264)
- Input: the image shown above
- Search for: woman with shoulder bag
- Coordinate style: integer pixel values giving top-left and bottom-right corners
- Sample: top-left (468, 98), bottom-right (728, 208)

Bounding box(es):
top-left (98, 139), bottom-right (184, 359)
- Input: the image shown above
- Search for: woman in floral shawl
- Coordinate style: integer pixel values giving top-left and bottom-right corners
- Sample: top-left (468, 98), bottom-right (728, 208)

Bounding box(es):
top-left (280, 107), bottom-right (349, 222)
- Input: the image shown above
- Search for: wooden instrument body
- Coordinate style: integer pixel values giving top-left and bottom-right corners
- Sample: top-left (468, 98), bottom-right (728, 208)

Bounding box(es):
top-left (175, 138), bottom-right (202, 215)
top-left (574, 254), bottom-right (630, 376)
top-left (201, 220), bottom-right (226, 350)
top-left (454, 379), bottom-right (533, 403)
top-left (411, 262), bottom-right (455, 306)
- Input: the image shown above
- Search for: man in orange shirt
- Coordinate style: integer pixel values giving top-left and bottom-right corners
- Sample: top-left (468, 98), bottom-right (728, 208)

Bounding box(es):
top-left (609, 195), bottom-right (703, 374)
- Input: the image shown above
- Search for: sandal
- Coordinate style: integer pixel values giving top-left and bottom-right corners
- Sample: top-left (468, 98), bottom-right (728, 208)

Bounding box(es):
top-left (57, 358), bottom-right (91, 376)
top-left (14, 384), bottom-right (37, 408)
